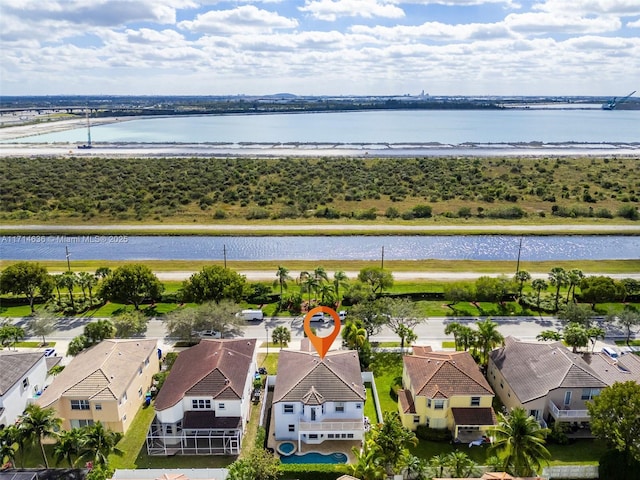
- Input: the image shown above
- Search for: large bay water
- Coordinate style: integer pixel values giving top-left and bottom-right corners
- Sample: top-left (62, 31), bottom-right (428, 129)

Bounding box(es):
top-left (12, 109), bottom-right (640, 144)
top-left (2, 235), bottom-right (638, 261)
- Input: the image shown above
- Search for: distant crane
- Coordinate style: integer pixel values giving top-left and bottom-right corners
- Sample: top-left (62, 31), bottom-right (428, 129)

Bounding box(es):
top-left (602, 90), bottom-right (636, 110)
top-left (77, 108), bottom-right (92, 149)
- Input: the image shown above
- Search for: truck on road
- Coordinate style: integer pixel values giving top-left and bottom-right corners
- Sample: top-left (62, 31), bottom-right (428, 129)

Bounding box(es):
top-left (237, 309), bottom-right (264, 321)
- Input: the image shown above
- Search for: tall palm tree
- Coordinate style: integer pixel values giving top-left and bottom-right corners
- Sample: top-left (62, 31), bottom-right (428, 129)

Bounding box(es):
top-left (302, 275), bottom-right (318, 306)
top-left (458, 325), bottom-right (477, 352)
top-left (53, 428), bottom-right (84, 467)
top-left (78, 272), bottom-right (97, 303)
top-left (332, 270), bottom-right (349, 305)
top-left (445, 451), bottom-right (480, 478)
top-left (531, 279), bottom-right (548, 317)
top-left (566, 268), bottom-right (584, 302)
top-left (0, 424), bottom-right (22, 467)
top-left (60, 271), bottom-right (78, 309)
top-left (548, 267), bottom-right (568, 312)
top-left (490, 407), bottom-right (551, 477)
top-left (18, 404), bottom-right (62, 468)
top-left (273, 265), bottom-right (292, 305)
top-left (52, 274), bottom-right (65, 303)
top-left (475, 319), bottom-right (504, 365)
top-left (514, 270), bottom-right (531, 301)
top-left (313, 266), bottom-right (329, 299)
top-left (79, 422), bottom-right (123, 467)
top-left (444, 322), bottom-right (462, 350)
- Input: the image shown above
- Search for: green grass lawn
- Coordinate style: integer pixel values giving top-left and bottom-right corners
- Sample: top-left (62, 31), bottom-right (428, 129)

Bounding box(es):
top-left (258, 352), bottom-right (279, 374)
top-left (110, 402), bottom-right (157, 469)
top-left (369, 351), bottom-right (403, 415)
top-left (616, 339), bottom-right (640, 346)
top-left (547, 439), bottom-right (607, 465)
top-left (364, 383), bottom-right (379, 423)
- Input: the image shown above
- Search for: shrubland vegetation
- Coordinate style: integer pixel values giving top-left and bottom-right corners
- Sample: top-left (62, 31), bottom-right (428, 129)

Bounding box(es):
top-left (1, 156), bottom-right (638, 223)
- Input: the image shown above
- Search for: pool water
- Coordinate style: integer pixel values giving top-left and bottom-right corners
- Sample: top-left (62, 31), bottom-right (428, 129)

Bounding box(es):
top-left (280, 452), bottom-right (348, 464)
top-left (279, 442), bottom-right (295, 455)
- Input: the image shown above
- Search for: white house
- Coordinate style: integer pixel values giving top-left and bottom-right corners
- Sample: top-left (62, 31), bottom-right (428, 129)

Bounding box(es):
top-left (146, 339), bottom-right (257, 456)
top-left (0, 352), bottom-right (51, 427)
top-left (272, 348), bottom-right (366, 450)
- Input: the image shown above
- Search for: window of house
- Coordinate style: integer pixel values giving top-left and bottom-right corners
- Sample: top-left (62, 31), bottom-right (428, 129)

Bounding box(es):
top-left (22, 378), bottom-right (29, 389)
top-left (123, 393), bottom-right (127, 402)
top-left (219, 403), bottom-right (225, 410)
top-left (335, 402), bottom-right (345, 413)
top-left (138, 366), bottom-right (143, 375)
top-left (123, 415), bottom-right (127, 421)
top-left (192, 399), bottom-right (211, 409)
top-left (581, 388), bottom-right (600, 400)
top-left (283, 404), bottom-right (294, 414)
top-left (471, 397), bottom-right (481, 407)
top-left (356, 403), bottom-right (362, 409)
top-left (309, 434), bottom-right (318, 439)
top-left (70, 419), bottom-right (94, 428)
top-left (166, 425), bottom-right (173, 434)
top-left (434, 400), bottom-right (445, 410)
top-left (413, 416), bottom-right (420, 424)
top-left (328, 433), bottom-right (334, 439)
top-left (71, 400), bottom-right (90, 410)
top-left (95, 404), bottom-right (102, 411)
top-left (427, 399), bottom-right (432, 408)
top-left (145, 358), bottom-right (149, 366)
top-left (288, 424), bottom-right (295, 432)
top-left (347, 433), bottom-right (354, 439)
top-left (138, 387), bottom-right (143, 397)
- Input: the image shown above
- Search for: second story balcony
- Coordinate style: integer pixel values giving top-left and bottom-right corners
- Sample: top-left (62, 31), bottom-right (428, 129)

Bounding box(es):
top-left (548, 399), bottom-right (590, 422)
top-left (299, 418), bottom-right (365, 432)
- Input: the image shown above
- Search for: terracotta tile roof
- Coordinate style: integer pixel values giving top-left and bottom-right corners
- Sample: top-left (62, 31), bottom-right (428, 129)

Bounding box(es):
top-left (404, 350), bottom-right (494, 399)
top-left (273, 350), bottom-right (365, 403)
top-left (451, 407), bottom-right (497, 426)
top-left (489, 337), bottom-right (607, 403)
top-left (155, 338), bottom-right (256, 411)
top-left (398, 389), bottom-right (416, 414)
top-left (36, 339), bottom-right (157, 408)
top-left (0, 352), bottom-right (44, 395)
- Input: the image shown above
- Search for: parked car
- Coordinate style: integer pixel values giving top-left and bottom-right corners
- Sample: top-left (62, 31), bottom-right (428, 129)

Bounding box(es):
top-left (309, 312), bottom-right (326, 322)
top-left (198, 330), bottom-right (222, 338)
top-left (43, 348), bottom-right (56, 357)
top-left (338, 310), bottom-right (347, 320)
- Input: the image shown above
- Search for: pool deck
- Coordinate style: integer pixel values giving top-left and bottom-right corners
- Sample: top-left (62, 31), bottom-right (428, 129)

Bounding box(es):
top-left (269, 434), bottom-right (361, 463)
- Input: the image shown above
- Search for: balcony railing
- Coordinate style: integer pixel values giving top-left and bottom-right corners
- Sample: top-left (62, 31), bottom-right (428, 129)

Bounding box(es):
top-left (548, 399), bottom-right (590, 421)
top-left (299, 420), bottom-right (364, 432)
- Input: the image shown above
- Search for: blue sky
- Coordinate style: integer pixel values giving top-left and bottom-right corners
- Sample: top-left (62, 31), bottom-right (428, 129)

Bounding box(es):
top-left (1, 0), bottom-right (639, 96)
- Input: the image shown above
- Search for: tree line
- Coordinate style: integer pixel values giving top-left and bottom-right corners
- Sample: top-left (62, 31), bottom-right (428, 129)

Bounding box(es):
top-left (2, 156), bottom-right (638, 222)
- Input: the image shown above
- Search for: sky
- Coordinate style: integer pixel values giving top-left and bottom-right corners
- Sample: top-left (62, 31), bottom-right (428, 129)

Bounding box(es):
top-left (1, 0), bottom-right (639, 97)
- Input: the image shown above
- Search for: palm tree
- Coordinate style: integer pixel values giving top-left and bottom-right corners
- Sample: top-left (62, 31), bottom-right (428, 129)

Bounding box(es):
top-left (587, 326), bottom-right (605, 352)
top-left (318, 283), bottom-right (335, 305)
top-left (475, 318), bottom-right (504, 365)
top-left (531, 279), bottom-right (548, 317)
top-left (342, 319), bottom-right (367, 351)
top-left (0, 424), bottom-right (22, 467)
top-left (350, 439), bottom-right (386, 480)
top-left (458, 325), bottom-right (477, 352)
top-left (60, 271), bottom-right (78, 309)
top-left (78, 422), bottom-right (123, 467)
top-left (445, 451), bottom-right (479, 478)
top-left (313, 266), bottom-right (329, 299)
top-left (78, 271), bottom-right (97, 303)
top-left (397, 324), bottom-right (417, 353)
top-left (444, 322), bottom-right (462, 350)
top-left (548, 267), bottom-right (568, 312)
top-left (490, 407), bottom-right (551, 477)
top-left (302, 275), bottom-right (319, 306)
top-left (271, 325), bottom-right (291, 349)
top-left (18, 404), bottom-right (62, 468)
top-left (273, 265), bottom-right (292, 306)
top-left (332, 270), bottom-right (349, 305)
top-left (52, 273), bottom-right (65, 303)
top-left (536, 330), bottom-right (563, 342)
top-left (402, 454), bottom-right (427, 480)
top-left (53, 428), bottom-right (84, 467)
top-left (372, 411), bottom-right (418, 475)
top-left (566, 268), bottom-right (584, 303)
top-left (427, 453), bottom-right (449, 478)
top-left (514, 270), bottom-right (531, 301)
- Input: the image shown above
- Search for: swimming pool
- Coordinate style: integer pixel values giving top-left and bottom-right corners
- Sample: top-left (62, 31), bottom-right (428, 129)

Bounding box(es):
top-left (279, 452), bottom-right (348, 464)
top-left (277, 442), bottom-right (296, 456)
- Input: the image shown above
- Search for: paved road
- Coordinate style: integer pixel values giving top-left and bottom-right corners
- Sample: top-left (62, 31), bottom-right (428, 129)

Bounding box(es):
top-left (8, 314), bottom-right (633, 358)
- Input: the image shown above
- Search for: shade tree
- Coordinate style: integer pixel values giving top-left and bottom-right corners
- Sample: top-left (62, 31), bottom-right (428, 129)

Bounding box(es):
top-left (99, 264), bottom-right (164, 309)
top-left (0, 262), bottom-right (53, 313)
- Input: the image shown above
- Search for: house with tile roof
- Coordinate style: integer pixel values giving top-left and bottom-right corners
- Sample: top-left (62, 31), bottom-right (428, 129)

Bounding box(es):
top-left (146, 338), bottom-right (257, 456)
top-left (272, 348), bottom-right (366, 450)
top-left (487, 337), bottom-right (609, 427)
top-left (36, 339), bottom-right (158, 434)
top-left (398, 346), bottom-right (496, 440)
top-left (0, 352), bottom-right (52, 427)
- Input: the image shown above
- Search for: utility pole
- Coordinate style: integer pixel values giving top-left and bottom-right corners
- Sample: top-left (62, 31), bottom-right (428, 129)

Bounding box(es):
top-left (515, 237), bottom-right (523, 275)
top-left (381, 246), bottom-right (384, 269)
top-left (65, 246), bottom-right (71, 272)
top-left (223, 244), bottom-right (227, 269)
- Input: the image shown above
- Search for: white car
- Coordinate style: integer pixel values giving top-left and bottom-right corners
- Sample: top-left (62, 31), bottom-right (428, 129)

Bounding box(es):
top-left (338, 310), bottom-right (347, 320)
top-left (198, 330), bottom-right (222, 338)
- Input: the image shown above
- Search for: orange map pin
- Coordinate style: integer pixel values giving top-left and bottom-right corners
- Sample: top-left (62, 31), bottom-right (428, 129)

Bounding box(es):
top-left (303, 306), bottom-right (341, 360)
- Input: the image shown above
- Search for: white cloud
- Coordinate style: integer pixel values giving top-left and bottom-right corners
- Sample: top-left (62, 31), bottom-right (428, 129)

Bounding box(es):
top-left (627, 18), bottom-right (640, 28)
top-left (533, 0), bottom-right (640, 16)
top-left (505, 11), bottom-right (621, 34)
top-left (299, 0), bottom-right (405, 21)
top-left (179, 6), bottom-right (298, 33)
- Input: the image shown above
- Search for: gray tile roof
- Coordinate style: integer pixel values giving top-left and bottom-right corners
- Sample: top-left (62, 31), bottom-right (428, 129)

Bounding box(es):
top-left (155, 339), bottom-right (256, 411)
top-left (581, 351), bottom-right (640, 385)
top-left (489, 337), bottom-right (607, 403)
top-left (0, 352), bottom-right (44, 395)
top-left (273, 350), bottom-right (365, 404)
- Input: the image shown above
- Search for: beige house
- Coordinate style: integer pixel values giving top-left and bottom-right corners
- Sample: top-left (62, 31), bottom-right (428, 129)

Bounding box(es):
top-left (398, 346), bottom-right (496, 441)
top-left (36, 339), bottom-right (158, 433)
top-left (487, 337), bottom-right (608, 428)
